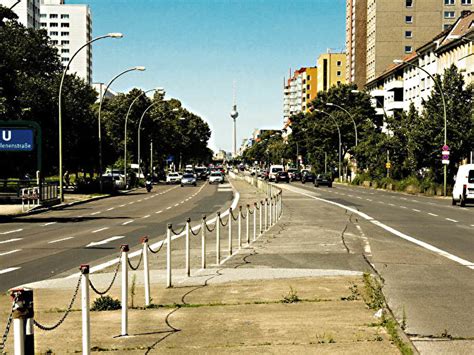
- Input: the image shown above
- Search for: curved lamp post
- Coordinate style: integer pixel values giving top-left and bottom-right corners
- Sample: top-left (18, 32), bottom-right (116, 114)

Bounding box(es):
top-left (394, 58), bottom-right (448, 196)
top-left (97, 66), bottom-right (146, 192)
top-left (326, 103), bottom-right (357, 147)
top-left (314, 109), bottom-right (342, 182)
top-left (137, 103), bottom-right (158, 179)
top-left (124, 87), bottom-right (164, 187)
top-left (9, 0), bottom-right (21, 10)
top-left (58, 32), bottom-right (123, 201)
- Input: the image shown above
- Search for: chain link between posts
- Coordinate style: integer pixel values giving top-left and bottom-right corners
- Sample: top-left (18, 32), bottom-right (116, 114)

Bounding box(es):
top-left (0, 294), bottom-right (18, 352)
top-left (34, 275), bottom-right (81, 331)
top-left (205, 220), bottom-right (217, 232)
top-left (127, 250), bottom-right (143, 270)
top-left (190, 224), bottom-right (202, 236)
top-left (230, 208), bottom-right (238, 221)
top-left (170, 224), bottom-right (186, 236)
top-left (148, 238), bottom-right (165, 254)
top-left (219, 214), bottom-right (229, 227)
top-left (89, 256), bottom-right (121, 296)
top-left (248, 205), bottom-right (254, 215)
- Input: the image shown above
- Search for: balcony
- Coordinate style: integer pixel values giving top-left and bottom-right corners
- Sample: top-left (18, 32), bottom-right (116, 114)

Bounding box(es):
top-left (384, 79), bottom-right (404, 91)
top-left (385, 100), bottom-right (407, 112)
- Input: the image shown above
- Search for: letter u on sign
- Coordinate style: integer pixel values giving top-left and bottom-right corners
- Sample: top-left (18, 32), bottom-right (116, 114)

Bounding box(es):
top-left (2, 130), bottom-right (11, 142)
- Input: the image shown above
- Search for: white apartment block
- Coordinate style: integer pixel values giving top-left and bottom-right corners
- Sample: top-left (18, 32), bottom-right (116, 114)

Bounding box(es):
top-left (40, 0), bottom-right (92, 84)
top-left (1, 0), bottom-right (40, 28)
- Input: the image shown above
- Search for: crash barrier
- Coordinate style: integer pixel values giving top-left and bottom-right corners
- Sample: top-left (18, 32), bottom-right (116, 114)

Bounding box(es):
top-left (1, 179), bottom-right (282, 354)
top-left (20, 187), bottom-right (40, 212)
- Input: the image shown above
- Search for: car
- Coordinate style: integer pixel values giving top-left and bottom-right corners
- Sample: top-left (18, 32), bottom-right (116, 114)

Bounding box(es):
top-left (102, 171), bottom-right (126, 189)
top-left (166, 172), bottom-right (182, 184)
top-left (452, 164), bottom-right (474, 207)
top-left (275, 171), bottom-right (290, 183)
top-left (268, 165), bottom-right (284, 182)
top-left (181, 173), bottom-right (197, 187)
top-left (194, 166), bottom-right (208, 180)
top-left (314, 173), bottom-right (333, 187)
top-left (301, 170), bottom-right (315, 184)
top-left (287, 168), bottom-right (301, 181)
top-left (209, 171), bottom-right (224, 184)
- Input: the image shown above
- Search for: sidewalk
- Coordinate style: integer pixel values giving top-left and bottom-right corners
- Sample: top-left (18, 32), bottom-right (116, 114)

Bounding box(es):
top-left (0, 178), bottom-right (404, 354)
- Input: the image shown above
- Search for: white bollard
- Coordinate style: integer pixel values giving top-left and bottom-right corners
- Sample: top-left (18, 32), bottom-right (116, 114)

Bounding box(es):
top-left (269, 198), bottom-right (273, 227)
top-left (166, 225), bottom-right (172, 288)
top-left (10, 288), bottom-right (33, 355)
top-left (253, 203), bottom-right (257, 241)
top-left (228, 208), bottom-right (233, 256)
top-left (201, 217), bottom-right (206, 269)
top-left (185, 219), bottom-right (191, 277)
top-left (238, 206), bottom-right (242, 248)
top-left (13, 318), bottom-right (25, 355)
top-left (216, 212), bottom-right (221, 265)
top-left (121, 244), bottom-right (129, 336)
top-left (259, 201), bottom-right (263, 235)
top-left (246, 205), bottom-right (250, 244)
top-left (142, 237), bottom-right (150, 306)
top-left (264, 199), bottom-right (268, 231)
top-left (80, 265), bottom-right (90, 355)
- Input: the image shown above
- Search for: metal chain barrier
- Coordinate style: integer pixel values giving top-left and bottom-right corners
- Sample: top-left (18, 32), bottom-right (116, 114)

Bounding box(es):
top-left (89, 257), bottom-right (121, 296)
top-left (0, 294), bottom-right (18, 352)
top-left (240, 207), bottom-right (246, 219)
top-left (170, 224), bottom-right (186, 236)
top-left (248, 205), bottom-right (254, 215)
top-left (230, 208), bottom-right (238, 221)
top-left (205, 220), bottom-right (217, 233)
top-left (148, 238), bottom-right (165, 254)
top-left (34, 275), bottom-right (81, 331)
top-left (190, 224), bottom-right (202, 236)
top-left (127, 250), bottom-right (143, 270)
top-left (219, 214), bottom-right (229, 227)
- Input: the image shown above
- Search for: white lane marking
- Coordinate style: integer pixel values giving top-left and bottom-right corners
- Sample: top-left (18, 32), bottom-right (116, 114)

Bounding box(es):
top-left (348, 194), bottom-right (354, 197)
top-left (138, 199), bottom-right (143, 202)
top-left (42, 222), bottom-right (57, 226)
top-left (128, 202), bottom-right (135, 205)
top-left (143, 215), bottom-right (150, 219)
top-left (446, 218), bottom-right (458, 223)
top-left (280, 184), bottom-right (474, 270)
top-left (388, 203), bottom-right (395, 206)
top-left (106, 208), bottom-right (114, 211)
top-left (119, 204), bottom-right (126, 207)
top-left (400, 197), bottom-right (408, 200)
top-left (86, 236), bottom-right (125, 248)
top-left (366, 198), bottom-right (372, 202)
top-left (356, 225), bottom-right (372, 256)
top-left (90, 211), bottom-right (101, 215)
top-left (122, 220), bottom-right (134, 225)
top-left (412, 209), bottom-right (421, 212)
top-left (0, 229), bottom-right (23, 235)
top-left (0, 249), bottom-right (21, 256)
top-left (400, 206), bottom-right (407, 209)
top-left (174, 203), bottom-right (179, 207)
top-left (0, 238), bottom-right (22, 245)
top-left (378, 201), bottom-right (385, 204)
top-left (428, 213), bottom-right (438, 217)
top-left (48, 236), bottom-right (74, 244)
top-left (0, 267), bottom-right (21, 274)
top-left (356, 196), bottom-right (362, 199)
top-left (166, 206), bottom-right (171, 210)
top-left (91, 227), bottom-right (109, 234)
top-left (155, 211), bottom-right (163, 214)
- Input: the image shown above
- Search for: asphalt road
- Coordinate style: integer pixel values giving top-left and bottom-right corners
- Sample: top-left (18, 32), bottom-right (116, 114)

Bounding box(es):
top-left (278, 181), bottom-right (473, 342)
top-left (0, 181), bottom-right (233, 292)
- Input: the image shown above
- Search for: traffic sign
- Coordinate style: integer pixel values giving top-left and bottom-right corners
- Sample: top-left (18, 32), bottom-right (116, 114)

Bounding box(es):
top-left (0, 129), bottom-right (34, 151)
top-left (442, 145), bottom-right (450, 151)
top-left (442, 159), bottom-right (450, 165)
top-left (386, 162), bottom-right (391, 169)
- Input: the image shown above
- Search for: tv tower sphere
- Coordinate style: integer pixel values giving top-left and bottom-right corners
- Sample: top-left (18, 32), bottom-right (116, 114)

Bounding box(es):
top-left (230, 106), bottom-right (239, 119)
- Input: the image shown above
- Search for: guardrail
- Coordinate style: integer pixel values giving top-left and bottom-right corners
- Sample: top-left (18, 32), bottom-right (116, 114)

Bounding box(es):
top-left (1, 177), bottom-right (283, 354)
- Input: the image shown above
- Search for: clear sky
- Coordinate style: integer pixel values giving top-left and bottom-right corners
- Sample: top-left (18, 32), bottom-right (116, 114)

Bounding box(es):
top-left (69, 0), bottom-right (346, 152)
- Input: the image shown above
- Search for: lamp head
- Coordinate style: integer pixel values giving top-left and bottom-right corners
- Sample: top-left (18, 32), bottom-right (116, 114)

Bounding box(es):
top-left (179, 117), bottom-right (186, 120)
top-left (134, 66), bottom-right (146, 71)
top-left (351, 90), bottom-right (360, 94)
top-left (107, 33), bottom-right (124, 38)
top-left (326, 103), bottom-right (334, 107)
top-left (393, 59), bottom-right (404, 64)
top-left (155, 87), bottom-right (165, 92)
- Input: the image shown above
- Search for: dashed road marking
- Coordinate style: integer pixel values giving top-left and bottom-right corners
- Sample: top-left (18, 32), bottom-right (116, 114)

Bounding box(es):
top-left (400, 206), bottom-right (407, 209)
top-left (143, 215), bottom-right (150, 219)
top-left (155, 211), bottom-right (163, 214)
top-left (48, 236), bottom-right (74, 244)
top-left (0, 229), bottom-right (23, 235)
top-left (42, 222), bottom-right (57, 226)
top-left (0, 238), bottom-right (22, 245)
top-left (388, 203), bottom-right (395, 206)
top-left (91, 227), bottom-right (109, 233)
top-left (128, 202), bottom-right (135, 205)
top-left (412, 209), bottom-right (421, 212)
top-left (106, 208), bottom-right (114, 211)
top-left (122, 220), bottom-right (134, 225)
top-left (174, 203), bottom-right (179, 207)
top-left (166, 206), bottom-right (172, 210)
top-left (119, 204), bottom-right (126, 207)
top-left (0, 249), bottom-right (21, 256)
top-left (446, 218), bottom-right (458, 223)
top-left (0, 267), bottom-right (21, 274)
top-left (90, 211), bottom-right (101, 215)
top-left (86, 236), bottom-right (125, 248)
top-left (428, 213), bottom-right (438, 217)
top-left (366, 199), bottom-right (372, 201)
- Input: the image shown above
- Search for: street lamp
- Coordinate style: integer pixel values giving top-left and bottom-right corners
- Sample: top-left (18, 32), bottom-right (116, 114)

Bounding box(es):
top-left (8, 0), bottom-right (21, 10)
top-left (97, 66), bottom-right (146, 192)
top-left (58, 32), bottom-right (123, 201)
top-left (314, 109), bottom-right (342, 182)
top-left (393, 58), bottom-right (448, 196)
top-left (123, 87), bottom-right (164, 188)
top-left (326, 103), bottom-right (358, 147)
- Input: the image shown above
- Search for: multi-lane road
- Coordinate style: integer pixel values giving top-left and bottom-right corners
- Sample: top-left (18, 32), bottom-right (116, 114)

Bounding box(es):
top-left (0, 181), bottom-right (233, 292)
top-left (279, 181), bottom-right (473, 344)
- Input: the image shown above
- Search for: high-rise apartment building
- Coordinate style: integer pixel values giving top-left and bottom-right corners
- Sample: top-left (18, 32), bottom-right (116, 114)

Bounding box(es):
top-left (283, 67), bottom-right (318, 120)
top-left (40, 0), bottom-right (92, 84)
top-left (316, 52), bottom-right (346, 92)
top-left (0, 0), bottom-right (41, 28)
top-left (365, 0), bottom-right (473, 82)
top-left (346, 0), bottom-right (367, 90)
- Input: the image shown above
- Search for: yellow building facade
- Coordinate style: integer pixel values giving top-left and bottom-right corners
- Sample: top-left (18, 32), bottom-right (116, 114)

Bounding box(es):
top-left (316, 52), bottom-right (346, 92)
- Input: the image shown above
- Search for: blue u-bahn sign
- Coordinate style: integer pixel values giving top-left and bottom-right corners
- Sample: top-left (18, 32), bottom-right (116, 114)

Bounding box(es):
top-left (0, 129), bottom-right (34, 151)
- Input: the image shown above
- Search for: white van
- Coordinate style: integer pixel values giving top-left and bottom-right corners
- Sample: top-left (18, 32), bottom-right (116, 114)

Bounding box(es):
top-left (452, 164), bottom-right (474, 207)
top-left (268, 165), bottom-right (284, 182)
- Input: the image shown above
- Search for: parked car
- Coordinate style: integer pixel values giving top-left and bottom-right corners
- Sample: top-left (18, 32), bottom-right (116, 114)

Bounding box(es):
top-left (452, 164), bottom-right (474, 207)
top-left (301, 170), bottom-right (315, 184)
top-left (166, 172), bottom-right (182, 184)
top-left (102, 171), bottom-right (126, 189)
top-left (181, 173), bottom-right (197, 187)
top-left (288, 168), bottom-right (302, 181)
top-left (314, 173), bottom-right (333, 187)
top-left (268, 165), bottom-right (284, 182)
top-left (209, 171), bottom-right (224, 184)
top-left (275, 171), bottom-right (290, 183)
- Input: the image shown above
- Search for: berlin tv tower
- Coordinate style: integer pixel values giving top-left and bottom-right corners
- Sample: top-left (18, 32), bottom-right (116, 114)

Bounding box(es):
top-left (230, 81), bottom-right (239, 157)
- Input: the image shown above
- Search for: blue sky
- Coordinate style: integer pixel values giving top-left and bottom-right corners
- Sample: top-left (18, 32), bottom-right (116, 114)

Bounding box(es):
top-left (69, 0), bottom-right (346, 152)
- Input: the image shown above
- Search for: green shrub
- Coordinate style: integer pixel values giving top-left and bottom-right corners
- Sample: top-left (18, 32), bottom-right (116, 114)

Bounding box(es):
top-left (352, 172), bottom-right (371, 186)
top-left (91, 295), bottom-right (121, 311)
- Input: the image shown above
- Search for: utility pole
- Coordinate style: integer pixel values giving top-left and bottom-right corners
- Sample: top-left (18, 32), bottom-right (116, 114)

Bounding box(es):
top-left (386, 150), bottom-right (390, 178)
top-left (230, 81), bottom-right (239, 158)
top-left (150, 140), bottom-right (153, 177)
top-left (324, 152), bottom-right (327, 174)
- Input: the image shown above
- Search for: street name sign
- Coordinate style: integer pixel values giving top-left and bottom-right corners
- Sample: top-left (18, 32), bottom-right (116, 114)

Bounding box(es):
top-left (0, 129), bottom-right (34, 151)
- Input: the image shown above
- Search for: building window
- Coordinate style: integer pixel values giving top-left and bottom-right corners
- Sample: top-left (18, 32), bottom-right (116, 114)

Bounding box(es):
top-left (49, 14), bottom-right (58, 19)
top-left (307, 84), bottom-right (310, 89)
top-left (50, 22), bottom-right (58, 27)
top-left (405, 30), bottom-right (413, 38)
top-left (444, 11), bottom-right (455, 18)
top-left (61, 23), bottom-right (69, 28)
top-left (61, 40), bottom-right (69, 45)
top-left (40, 13), bottom-right (46, 18)
top-left (462, 0), bottom-right (472, 4)
top-left (405, 46), bottom-right (413, 53)
top-left (337, 71), bottom-right (342, 76)
top-left (61, 48), bottom-right (70, 53)
top-left (50, 31), bottom-right (58, 36)
top-left (444, 24), bottom-right (452, 30)
top-left (405, 16), bottom-right (413, 23)
top-left (61, 57), bottom-right (69, 62)
top-left (337, 60), bottom-right (342, 66)
top-left (307, 75), bottom-right (311, 80)
top-left (444, 0), bottom-right (455, 5)
top-left (61, 14), bottom-right (69, 19)
top-left (40, 22), bottom-right (47, 27)
top-left (49, 40), bottom-right (58, 45)
top-left (406, 0), bottom-right (413, 7)
top-left (61, 32), bottom-right (69, 36)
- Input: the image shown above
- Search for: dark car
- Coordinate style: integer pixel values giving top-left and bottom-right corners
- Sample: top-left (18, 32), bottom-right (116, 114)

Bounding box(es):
top-left (301, 170), bottom-right (315, 184)
top-left (314, 173), bottom-right (333, 187)
top-left (287, 168), bottom-right (302, 181)
top-left (275, 171), bottom-right (290, 183)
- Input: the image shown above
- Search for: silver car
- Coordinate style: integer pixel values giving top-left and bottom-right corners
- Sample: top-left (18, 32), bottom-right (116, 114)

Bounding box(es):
top-left (181, 173), bottom-right (197, 187)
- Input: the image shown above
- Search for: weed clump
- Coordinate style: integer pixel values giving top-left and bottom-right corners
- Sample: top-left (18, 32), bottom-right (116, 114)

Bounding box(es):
top-left (91, 295), bottom-right (121, 311)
